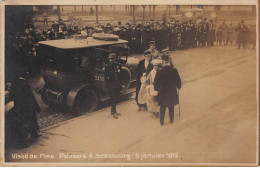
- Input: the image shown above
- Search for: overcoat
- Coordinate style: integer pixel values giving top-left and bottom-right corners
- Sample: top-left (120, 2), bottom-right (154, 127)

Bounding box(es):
top-left (11, 77), bottom-right (41, 133)
top-left (219, 24), bottom-right (228, 41)
top-left (135, 59), bottom-right (153, 103)
top-left (154, 66), bottom-right (181, 107)
top-left (237, 24), bottom-right (248, 44)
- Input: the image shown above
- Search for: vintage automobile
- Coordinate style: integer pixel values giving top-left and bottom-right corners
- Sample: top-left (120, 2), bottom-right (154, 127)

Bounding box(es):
top-left (169, 8), bottom-right (217, 23)
top-left (36, 34), bottom-right (139, 114)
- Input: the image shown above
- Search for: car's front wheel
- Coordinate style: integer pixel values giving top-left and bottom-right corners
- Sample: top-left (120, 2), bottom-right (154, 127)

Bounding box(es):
top-left (73, 89), bottom-right (98, 115)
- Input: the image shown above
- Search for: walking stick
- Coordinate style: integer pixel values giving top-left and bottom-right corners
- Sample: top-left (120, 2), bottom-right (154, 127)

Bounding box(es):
top-left (177, 89), bottom-right (181, 119)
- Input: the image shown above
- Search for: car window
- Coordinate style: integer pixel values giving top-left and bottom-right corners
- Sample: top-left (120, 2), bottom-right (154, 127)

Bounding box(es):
top-left (95, 48), bottom-right (108, 70)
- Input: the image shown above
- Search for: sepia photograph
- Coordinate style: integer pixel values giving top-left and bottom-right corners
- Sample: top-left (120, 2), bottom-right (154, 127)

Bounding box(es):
top-left (0, 0), bottom-right (259, 167)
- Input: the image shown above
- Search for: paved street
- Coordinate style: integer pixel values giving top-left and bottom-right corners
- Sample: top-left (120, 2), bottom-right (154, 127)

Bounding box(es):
top-left (4, 45), bottom-right (258, 165)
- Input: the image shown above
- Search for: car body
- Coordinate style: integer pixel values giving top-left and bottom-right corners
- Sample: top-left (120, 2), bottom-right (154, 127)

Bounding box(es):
top-left (36, 35), bottom-right (139, 114)
top-left (170, 8), bottom-right (217, 23)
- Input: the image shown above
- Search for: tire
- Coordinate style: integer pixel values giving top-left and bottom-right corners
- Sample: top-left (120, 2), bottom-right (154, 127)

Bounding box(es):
top-left (73, 89), bottom-right (98, 115)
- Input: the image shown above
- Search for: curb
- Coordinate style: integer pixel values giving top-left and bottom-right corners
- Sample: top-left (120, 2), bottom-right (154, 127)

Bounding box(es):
top-left (41, 98), bottom-right (135, 132)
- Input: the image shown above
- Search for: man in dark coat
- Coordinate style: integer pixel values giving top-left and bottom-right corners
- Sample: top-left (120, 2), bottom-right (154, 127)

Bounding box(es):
top-left (154, 54), bottom-right (181, 126)
top-left (135, 50), bottom-right (153, 111)
top-left (105, 53), bottom-right (123, 119)
top-left (9, 71), bottom-right (41, 148)
top-left (236, 20), bottom-right (248, 49)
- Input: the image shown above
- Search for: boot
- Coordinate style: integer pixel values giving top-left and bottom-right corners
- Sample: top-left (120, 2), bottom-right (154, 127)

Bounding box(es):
top-left (113, 113), bottom-right (118, 119)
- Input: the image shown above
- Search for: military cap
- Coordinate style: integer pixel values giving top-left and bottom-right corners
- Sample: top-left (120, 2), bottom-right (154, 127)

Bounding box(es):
top-left (108, 53), bottom-right (117, 59)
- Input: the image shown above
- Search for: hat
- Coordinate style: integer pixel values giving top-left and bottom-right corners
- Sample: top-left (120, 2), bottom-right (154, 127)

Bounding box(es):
top-left (161, 49), bottom-right (170, 54)
top-left (241, 20), bottom-right (244, 23)
top-left (109, 53), bottom-right (117, 59)
top-left (161, 54), bottom-right (170, 62)
top-left (144, 50), bottom-right (151, 56)
top-left (149, 41), bottom-right (155, 45)
top-left (152, 59), bottom-right (162, 66)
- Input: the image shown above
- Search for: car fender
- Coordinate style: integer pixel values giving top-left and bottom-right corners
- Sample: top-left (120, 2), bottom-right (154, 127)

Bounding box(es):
top-left (66, 83), bottom-right (96, 107)
top-left (121, 66), bottom-right (131, 90)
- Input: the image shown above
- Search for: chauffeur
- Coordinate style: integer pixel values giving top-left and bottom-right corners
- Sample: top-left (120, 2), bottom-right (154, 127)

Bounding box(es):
top-left (105, 53), bottom-right (123, 119)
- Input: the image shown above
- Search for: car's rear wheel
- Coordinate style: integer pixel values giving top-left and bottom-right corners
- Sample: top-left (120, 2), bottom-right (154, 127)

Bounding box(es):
top-left (73, 89), bottom-right (98, 115)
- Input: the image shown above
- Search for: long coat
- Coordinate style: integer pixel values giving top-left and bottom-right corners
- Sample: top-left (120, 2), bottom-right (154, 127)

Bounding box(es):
top-left (105, 62), bottom-right (123, 104)
top-left (154, 66), bottom-right (181, 107)
top-left (11, 77), bottom-right (41, 134)
top-left (219, 24), bottom-right (228, 41)
top-left (236, 24), bottom-right (248, 44)
top-left (135, 59), bottom-right (153, 103)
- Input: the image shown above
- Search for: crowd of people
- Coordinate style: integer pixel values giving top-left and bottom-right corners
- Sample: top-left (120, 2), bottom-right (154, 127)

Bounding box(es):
top-left (7, 17), bottom-right (256, 78)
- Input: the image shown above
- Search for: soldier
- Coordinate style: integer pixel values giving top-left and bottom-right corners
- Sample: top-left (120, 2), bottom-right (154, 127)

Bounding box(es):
top-left (207, 20), bottom-right (216, 46)
top-left (196, 22), bottom-right (204, 47)
top-left (105, 53), bottom-right (123, 119)
top-left (236, 20), bottom-right (248, 49)
top-left (216, 28), bottom-right (222, 46)
top-left (249, 25), bottom-right (256, 49)
top-left (43, 11), bottom-right (48, 26)
top-left (219, 21), bottom-right (228, 46)
top-left (154, 53), bottom-right (181, 126)
top-left (227, 22), bottom-right (235, 45)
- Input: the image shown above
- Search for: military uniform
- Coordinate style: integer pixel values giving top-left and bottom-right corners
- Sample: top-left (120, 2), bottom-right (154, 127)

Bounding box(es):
top-left (236, 21), bottom-right (248, 49)
top-left (207, 21), bottom-right (215, 46)
top-left (154, 54), bottom-right (181, 126)
top-left (105, 54), bottom-right (123, 119)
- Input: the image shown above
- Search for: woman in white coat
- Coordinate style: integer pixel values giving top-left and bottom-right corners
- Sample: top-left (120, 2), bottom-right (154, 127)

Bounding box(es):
top-left (146, 59), bottom-right (162, 118)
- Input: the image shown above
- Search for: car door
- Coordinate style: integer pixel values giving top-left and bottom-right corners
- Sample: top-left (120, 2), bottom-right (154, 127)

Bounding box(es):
top-left (93, 48), bottom-right (108, 94)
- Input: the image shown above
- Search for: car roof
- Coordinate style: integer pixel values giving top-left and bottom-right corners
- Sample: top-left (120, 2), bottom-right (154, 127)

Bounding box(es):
top-left (38, 37), bottom-right (128, 49)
